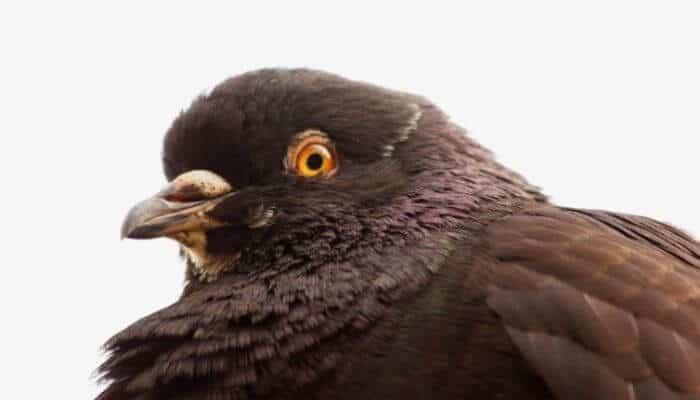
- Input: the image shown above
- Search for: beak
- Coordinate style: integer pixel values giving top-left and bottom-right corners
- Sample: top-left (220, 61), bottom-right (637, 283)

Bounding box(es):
top-left (121, 170), bottom-right (234, 239)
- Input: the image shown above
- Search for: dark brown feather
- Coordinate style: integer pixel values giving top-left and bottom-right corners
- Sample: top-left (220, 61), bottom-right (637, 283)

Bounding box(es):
top-left (485, 206), bottom-right (700, 400)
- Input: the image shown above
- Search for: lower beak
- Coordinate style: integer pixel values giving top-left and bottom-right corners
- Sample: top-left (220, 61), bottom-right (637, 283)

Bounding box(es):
top-left (120, 170), bottom-right (233, 239)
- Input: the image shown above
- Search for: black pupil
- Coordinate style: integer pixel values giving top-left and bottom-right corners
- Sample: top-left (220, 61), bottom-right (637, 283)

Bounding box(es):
top-left (306, 153), bottom-right (324, 170)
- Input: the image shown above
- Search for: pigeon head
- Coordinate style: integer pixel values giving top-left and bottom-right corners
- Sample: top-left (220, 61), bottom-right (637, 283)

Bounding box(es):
top-left (121, 68), bottom-right (540, 283)
top-left (102, 69), bottom-right (547, 400)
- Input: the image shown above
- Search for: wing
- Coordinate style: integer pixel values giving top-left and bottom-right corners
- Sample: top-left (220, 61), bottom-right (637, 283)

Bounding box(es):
top-left (484, 206), bottom-right (700, 400)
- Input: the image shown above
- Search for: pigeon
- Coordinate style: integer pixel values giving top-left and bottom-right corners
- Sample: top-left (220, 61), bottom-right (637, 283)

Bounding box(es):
top-left (99, 68), bottom-right (700, 400)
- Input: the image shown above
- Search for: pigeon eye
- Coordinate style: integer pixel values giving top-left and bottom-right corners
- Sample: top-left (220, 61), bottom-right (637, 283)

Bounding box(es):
top-left (297, 144), bottom-right (333, 175)
top-left (287, 131), bottom-right (338, 177)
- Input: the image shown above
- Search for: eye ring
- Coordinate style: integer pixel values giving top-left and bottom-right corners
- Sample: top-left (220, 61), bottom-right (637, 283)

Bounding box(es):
top-left (286, 130), bottom-right (338, 177)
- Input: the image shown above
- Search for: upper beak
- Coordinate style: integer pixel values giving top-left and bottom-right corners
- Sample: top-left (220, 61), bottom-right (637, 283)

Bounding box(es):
top-left (121, 170), bottom-right (234, 239)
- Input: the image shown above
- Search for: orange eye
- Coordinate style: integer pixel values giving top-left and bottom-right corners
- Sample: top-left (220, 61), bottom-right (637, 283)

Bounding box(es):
top-left (287, 130), bottom-right (338, 177)
top-left (296, 143), bottom-right (336, 176)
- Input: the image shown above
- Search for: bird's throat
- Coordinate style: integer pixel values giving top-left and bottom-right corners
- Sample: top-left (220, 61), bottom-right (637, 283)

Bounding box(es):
top-left (173, 231), bottom-right (238, 282)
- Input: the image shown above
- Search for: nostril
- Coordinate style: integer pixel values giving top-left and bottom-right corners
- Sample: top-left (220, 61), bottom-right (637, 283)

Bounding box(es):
top-left (162, 170), bottom-right (234, 202)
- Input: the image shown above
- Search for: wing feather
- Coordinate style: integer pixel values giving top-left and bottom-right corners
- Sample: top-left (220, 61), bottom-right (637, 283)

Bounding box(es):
top-left (485, 206), bottom-right (700, 399)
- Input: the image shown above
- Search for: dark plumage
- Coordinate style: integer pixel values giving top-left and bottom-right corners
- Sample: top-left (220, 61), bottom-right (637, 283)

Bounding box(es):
top-left (99, 69), bottom-right (700, 400)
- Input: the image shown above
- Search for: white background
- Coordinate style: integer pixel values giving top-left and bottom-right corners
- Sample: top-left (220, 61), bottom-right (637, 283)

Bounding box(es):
top-left (0, 2), bottom-right (698, 398)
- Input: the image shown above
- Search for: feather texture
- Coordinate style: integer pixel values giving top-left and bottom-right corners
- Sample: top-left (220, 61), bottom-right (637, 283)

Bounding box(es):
top-left (486, 206), bottom-right (700, 400)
